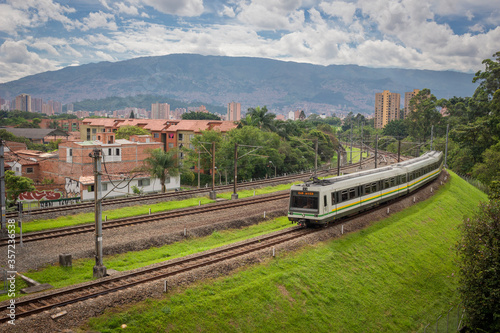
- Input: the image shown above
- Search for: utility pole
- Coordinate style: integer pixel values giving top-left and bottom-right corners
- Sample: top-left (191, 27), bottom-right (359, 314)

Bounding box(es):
top-left (375, 134), bottom-right (378, 169)
top-left (232, 143), bottom-right (238, 200)
top-left (209, 142), bottom-right (216, 200)
top-left (314, 139), bottom-right (318, 176)
top-left (430, 125), bottom-right (434, 151)
top-left (0, 141), bottom-right (6, 236)
top-left (337, 147), bottom-right (341, 176)
top-left (349, 123), bottom-right (353, 164)
top-left (197, 150), bottom-right (200, 189)
top-left (398, 139), bottom-right (401, 163)
top-left (359, 122), bottom-right (363, 169)
top-left (444, 123), bottom-right (449, 168)
top-left (91, 149), bottom-right (106, 279)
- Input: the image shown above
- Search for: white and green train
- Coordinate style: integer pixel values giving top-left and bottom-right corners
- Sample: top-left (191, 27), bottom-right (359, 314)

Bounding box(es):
top-left (288, 151), bottom-right (444, 227)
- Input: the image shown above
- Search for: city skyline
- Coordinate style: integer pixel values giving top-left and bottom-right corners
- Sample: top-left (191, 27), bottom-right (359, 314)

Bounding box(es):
top-left (0, 0), bottom-right (499, 84)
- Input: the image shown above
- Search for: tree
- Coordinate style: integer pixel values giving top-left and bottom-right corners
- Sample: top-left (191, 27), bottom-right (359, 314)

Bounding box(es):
top-left (382, 119), bottom-right (409, 138)
top-left (5, 171), bottom-right (35, 205)
top-left (129, 110), bottom-right (135, 119)
top-left (181, 111), bottom-right (221, 120)
top-left (407, 89), bottom-right (443, 142)
top-left (115, 125), bottom-right (150, 139)
top-left (243, 106), bottom-right (276, 131)
top-left (457, 200), bottom-right (500, 332)
top-left (471, 142), bottom-right (500, 185)
top-left (143, 148), bottom-right (182, 193)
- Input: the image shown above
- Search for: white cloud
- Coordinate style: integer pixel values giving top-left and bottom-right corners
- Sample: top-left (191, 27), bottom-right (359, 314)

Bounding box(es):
top-left (115, 2), bottom-right (139, 16)
top-left (81, 11), bottom-right (118, 31)
top-left (0, 4), bottom-right (30, 34)
top-left (237, 0), bottom-right (305, 30)
top-left (219, 5), bottom-right (236, 18)
top-left (141, 0), bottom-right (204, 17)
top-left (95, 51), bottom-right (116, 61)
top-left (0, 40), bottom-right (60, 83)
top-left (31, 41), bottom-right (60, 56)
top-left (319, 1), bottom-right (357, 24)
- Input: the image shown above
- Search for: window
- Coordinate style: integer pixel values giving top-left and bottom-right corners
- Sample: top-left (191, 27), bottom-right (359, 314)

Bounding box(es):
top-left (116, 148), bottom-right (120, 156)
top-left (178, 133), bottom-right (183, 141)
top-left (401, 175), bottom-right (407, 183)
top-left (390, 177), bottom-right (396, 187)
top-left (324, 195), bottom-right (327, 207)
top-left (189, 134), bottom-right (194, 140)
top-left (86, 128), bottom-right (91, 140)
top-left (168, 143), bottom-right (174, 148)
top-left (349, 188), bottom-right (356, 200)
top-left (92, 128), bottom-right (96, 133)
top-left (88, 185), bottom-right (94, 192)
top-left (138, 179), bottom-right (150, 187)
top-left (384, 180), bottom-right (390, 189)
top-left (331, 192), bottom-right (336, 204)
top-left (102, 183), bottom-right (108, 191)
top-left (108, 148), bottom-right (112, 155)
top-left (154, 133), bottom-right (160, 138)
top-left (26, 167), bottom-right (34, 174)
top-left (364, 184), bottom-right (371, 195)
top-left (341, 190), bottom-right (348, 201)
top-left (168, 133), bottom-right (174, 139)
top-left (371, 183), bottom-right (377, 193)
top-left (69, 149), bottom-right (73, 156)
top-left (165, 177), bottom-right (171, 184)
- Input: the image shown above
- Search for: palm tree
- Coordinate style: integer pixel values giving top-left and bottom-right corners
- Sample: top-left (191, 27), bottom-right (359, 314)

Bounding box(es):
top-left (143, 148), bottom-right (181, 193)
top-left (245, 106), bottom-right (276, 131)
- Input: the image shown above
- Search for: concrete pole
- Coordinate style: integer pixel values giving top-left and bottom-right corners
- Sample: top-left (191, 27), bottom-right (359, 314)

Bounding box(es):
top-left (359, 122), bottom-right (363, 169)
top-left (92, 148), bottom-right (106, 278)
top-left (314, 139), bottom-right (318, 176)
top-left (430, 125), bottom-right (434, 151)
top-left (375, 134), bottom-right (378, 168)
top-left (398, 139), bottom-right (401, 163)
top-left (210, 142), bottom-right (216, 200)
top-left (232, 143), bottom-right (238, 200)
top-left (337, 147), bottom-right (341, 176)
top-left (0, 141), bottom-right (6, 235)
top-left (349, 123), bottom-right (353, 164)
top-left (444, 123), bottom-right (449, 168)
top-left (197, 150), bottom-right (200, 189)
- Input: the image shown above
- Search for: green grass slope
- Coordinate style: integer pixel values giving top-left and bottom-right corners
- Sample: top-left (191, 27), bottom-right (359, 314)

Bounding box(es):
top-left (84, 172), bottom-right (487, 332)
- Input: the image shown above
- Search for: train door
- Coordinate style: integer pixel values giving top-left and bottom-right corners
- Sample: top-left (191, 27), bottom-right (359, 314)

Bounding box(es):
top-left (323, 195), bottom-right (328, 214)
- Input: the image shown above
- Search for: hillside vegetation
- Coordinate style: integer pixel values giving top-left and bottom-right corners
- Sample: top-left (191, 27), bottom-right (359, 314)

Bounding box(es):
top-left (84, 172), bottom-right (487, 332)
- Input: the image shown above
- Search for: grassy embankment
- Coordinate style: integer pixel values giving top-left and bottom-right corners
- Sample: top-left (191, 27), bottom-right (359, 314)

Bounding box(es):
top-left (81, 171), bottom-right (487, 332)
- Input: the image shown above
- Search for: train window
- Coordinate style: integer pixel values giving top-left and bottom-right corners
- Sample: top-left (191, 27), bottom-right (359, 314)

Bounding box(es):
top-left (341, 190), bottom-right (348, 201)
top-left (291, 195), bottom-right (318, 210)
top-left (331, 192), bottom-right (336, 205)
top-left (364, 184), bottom-right (371, 195)
top-left (324, 195), bottom-right (327, 207)
top-left (384, 180), bottom-right (390, 189)
top-left (390, 178), bottom-right (396, 187)
top-left (401, 175), bottom-right (407, 183)
top-left (349, 188), bottom-right (356, 200)
top-left (371, 183), bottom-right (377, 193)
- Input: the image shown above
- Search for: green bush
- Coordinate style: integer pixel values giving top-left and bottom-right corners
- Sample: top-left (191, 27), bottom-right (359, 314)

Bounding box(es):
top-left (457, 200), bottom-right (500, 332)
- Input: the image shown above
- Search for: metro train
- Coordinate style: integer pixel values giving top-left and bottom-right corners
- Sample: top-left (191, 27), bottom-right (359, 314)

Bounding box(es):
top-left (288, 151), bottom-right (443, 227)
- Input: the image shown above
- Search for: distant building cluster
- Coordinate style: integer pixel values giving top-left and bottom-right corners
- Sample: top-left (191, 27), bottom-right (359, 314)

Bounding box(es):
top-left (374, 89), bottom-right (423, 129)
top-left (0, 93), bottom-right (63, 115)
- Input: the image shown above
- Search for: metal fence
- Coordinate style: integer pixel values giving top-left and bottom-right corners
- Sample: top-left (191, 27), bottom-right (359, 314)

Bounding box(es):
top-left (421, 304), bottom-right (465, 333)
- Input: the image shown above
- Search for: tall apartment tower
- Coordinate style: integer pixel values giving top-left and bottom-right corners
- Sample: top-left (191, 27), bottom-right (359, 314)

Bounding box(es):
top-left (15, 93), bottom-right (31, 112)
top-left (404, 89), bottom-right (420, 118)
top-left (374, 90), bottom-right (400, 129)
top-left (227, 102), bottom-right (241, 121)
top-left (151, 102), bottom-right (170, 119)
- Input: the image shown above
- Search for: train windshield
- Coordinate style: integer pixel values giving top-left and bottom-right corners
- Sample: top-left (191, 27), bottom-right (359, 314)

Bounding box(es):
top-left (290, 191), bottom-right (319, 210)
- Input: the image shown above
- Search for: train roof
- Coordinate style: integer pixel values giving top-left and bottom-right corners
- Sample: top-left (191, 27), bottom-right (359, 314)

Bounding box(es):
top-left (293, 151), bottom-right (442, 190)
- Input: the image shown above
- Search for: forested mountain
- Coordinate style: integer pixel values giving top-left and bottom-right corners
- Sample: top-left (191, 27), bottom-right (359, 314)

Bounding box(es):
top-left (0, 54), bottom-right (477, 113)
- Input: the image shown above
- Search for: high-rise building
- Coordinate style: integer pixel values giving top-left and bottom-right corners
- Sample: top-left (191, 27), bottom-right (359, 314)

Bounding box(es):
top-left (227, 102), bottom-right (241, 121)
top-left (151, 102), bottom-right (170, 119)
top-left (404, 89), bottom-right (420, 118)
top-left (15, 94), bottom-right (31, 112)
top-left (31, 97), bottom-right (43, 113)
top-left (374, 90), bottom-right (400, 129)
top-left (67, 103), bottom-right (74, 112)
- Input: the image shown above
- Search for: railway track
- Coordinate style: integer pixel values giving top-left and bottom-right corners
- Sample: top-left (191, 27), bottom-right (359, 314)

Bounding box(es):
top-left (0, 192), bottom-right (290, 246)
top-left (0, 225), bottom-right (318, 324)
top-left (0, 169), bottom-right (444, 324)
top-left (4, 155), bottom-right (376, 220)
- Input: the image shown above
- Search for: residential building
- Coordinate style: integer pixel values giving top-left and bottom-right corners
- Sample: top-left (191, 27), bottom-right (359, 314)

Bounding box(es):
top-left (374, 90), bottom-right (401, 129)
top-left (15, 93), bottom-right (31, 112)
top-left (151, 102), bottom-right (170, 119)
top-left (404, 89), bottom-right (420, 118)
top-left (31, 97), bottom-right (43, 113)
top-left (227, 102), bottom-right (241, 121)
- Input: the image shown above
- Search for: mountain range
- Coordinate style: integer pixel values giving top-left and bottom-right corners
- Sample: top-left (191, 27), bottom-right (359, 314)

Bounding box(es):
top-left (0, 54), bottom-right (478, 115)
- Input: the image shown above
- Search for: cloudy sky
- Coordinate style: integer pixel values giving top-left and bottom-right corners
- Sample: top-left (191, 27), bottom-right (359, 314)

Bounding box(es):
top-left (0, 0), bottom-right (499, 83)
